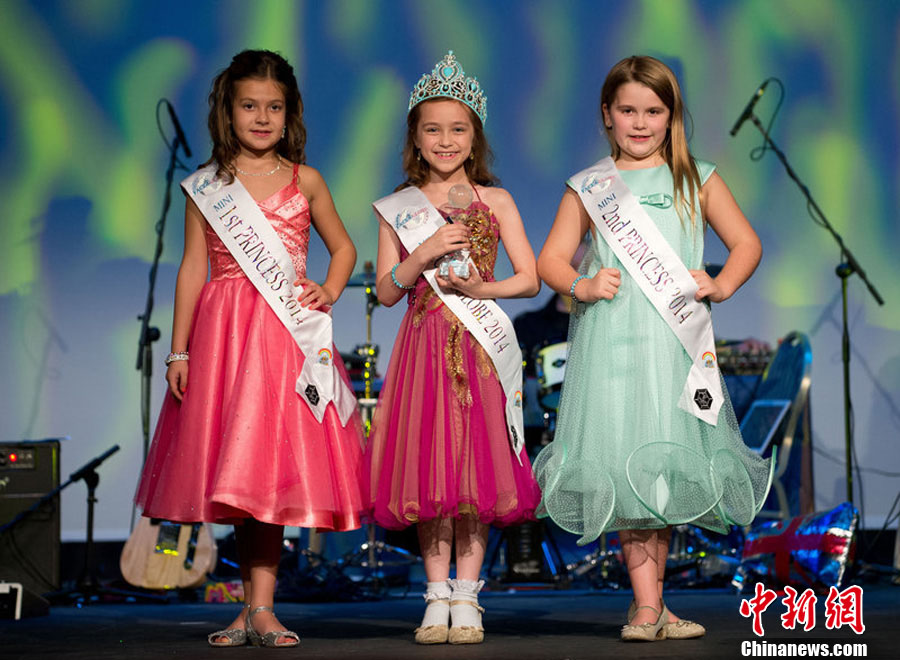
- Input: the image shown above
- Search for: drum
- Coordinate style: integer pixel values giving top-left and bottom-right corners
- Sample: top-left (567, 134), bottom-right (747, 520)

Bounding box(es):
top-left (534, 342), bottom-right (568, 412)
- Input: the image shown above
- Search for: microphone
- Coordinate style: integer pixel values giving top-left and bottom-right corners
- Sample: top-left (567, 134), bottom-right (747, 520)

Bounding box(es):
top-left (729, 80), bottom-right (769, 137)
top-left (165, 100), bottom-right (192, 157)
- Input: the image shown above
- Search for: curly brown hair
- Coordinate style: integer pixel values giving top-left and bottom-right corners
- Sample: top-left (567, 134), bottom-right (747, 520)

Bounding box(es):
top-left (202, 49), bottom-right (306, 182)
top-left (396, 99), bottom-right (499, 191)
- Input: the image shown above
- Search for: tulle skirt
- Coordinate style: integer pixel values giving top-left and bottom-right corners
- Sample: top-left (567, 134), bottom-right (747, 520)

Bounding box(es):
top-left (135, 277), bottom-right (365, 531)
top-left (363, 301), bottom-right (540, 530)
top-left (533, 259), bottom-right (774, 545)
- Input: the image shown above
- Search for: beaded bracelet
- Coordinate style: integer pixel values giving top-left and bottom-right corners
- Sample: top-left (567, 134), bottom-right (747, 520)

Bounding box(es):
top-left (391, 262), bottom-right (415, 290)
top-left (569, 275), bottom-right (587, 303)
top-left (165, 351), bottom-right (189, 366)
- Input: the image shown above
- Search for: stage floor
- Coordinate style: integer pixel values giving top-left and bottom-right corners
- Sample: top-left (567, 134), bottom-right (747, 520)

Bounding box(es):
top-left (2, 587), bottom-right (895, 659)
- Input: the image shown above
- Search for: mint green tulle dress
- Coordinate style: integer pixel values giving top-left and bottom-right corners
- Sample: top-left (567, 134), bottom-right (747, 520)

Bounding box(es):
top-left (533, 160), bottom-right (774, 545)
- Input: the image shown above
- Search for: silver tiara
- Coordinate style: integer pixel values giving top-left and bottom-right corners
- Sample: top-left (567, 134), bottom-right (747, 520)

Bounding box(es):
top-left (408, 51), bottom-right (487, 124)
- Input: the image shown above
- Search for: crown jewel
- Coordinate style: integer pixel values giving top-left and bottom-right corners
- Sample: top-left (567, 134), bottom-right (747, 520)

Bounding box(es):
top-left (408, 51), bottom-right (487, 124)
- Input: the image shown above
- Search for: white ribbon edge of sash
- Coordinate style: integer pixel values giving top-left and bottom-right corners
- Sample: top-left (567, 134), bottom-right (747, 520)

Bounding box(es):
top-left (182, 164), bottom-right (357, 427)
top-left (373, 186), bottom-right (526, 464)
top-left (568, 157), bottom-right (723, 426)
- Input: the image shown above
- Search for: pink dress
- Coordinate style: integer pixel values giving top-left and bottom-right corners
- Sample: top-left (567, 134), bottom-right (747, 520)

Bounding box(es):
top-left (363, 192), bottom-right (541, 530)
top-left (135, 165), bottom-right (365, 531)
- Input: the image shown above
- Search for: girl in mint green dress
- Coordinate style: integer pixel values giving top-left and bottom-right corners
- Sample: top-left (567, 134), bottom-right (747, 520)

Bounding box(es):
top-left (533, 55), bottom-right (773, 641)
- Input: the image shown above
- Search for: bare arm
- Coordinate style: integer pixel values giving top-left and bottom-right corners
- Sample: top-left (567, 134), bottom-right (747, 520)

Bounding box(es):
top-left (300, 165), bottom-right (357, 308)
top-left (692, 171), bottom-right (762, 302)
top-left (441, 187), bottom-right (540, 299)
top-left (166, 197), bottom-right (209, 400)
top-left (374, 214), bottom-right (407, 307)
top-left (537, 188), bottom-right (620, 302)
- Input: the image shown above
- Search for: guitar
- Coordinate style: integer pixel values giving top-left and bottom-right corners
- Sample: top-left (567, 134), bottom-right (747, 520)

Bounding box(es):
top-left (120, 518), bottom-right (217, 589)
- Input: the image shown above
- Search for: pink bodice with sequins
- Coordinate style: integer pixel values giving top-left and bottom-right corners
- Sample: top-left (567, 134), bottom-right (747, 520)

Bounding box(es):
top-left (206, 169), bottom-right (310, 281)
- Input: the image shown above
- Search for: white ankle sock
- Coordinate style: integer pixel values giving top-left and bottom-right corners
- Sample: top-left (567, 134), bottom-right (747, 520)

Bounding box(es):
top-left (449, 578), bottom-right (484, 630)
top-left (420, 580), bottom-right (451, 629)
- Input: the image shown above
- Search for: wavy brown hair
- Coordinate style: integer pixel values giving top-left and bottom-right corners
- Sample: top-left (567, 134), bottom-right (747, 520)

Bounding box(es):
top-left (600, 55), bottom-right (702, 227)
top-left (202, 49), bottom-right (306, 182)
top-left (396, 99), bottom-right (499, 191)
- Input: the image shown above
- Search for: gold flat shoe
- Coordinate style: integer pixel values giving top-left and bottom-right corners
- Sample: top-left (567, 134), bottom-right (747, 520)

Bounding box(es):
top-left (628, 599), bottom-right (705, 639)
top-left (621, 605), bottom-right (666, 642)
top-left (662, 603), bottom-right (705, 639)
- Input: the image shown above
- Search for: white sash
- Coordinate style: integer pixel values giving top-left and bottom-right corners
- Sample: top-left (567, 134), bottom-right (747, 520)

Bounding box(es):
top-left (373, 187), bottom-right (525, 463)
top-left (568, 158), bottom-right (723, 425)
top-left (183, 164), bottom-right (356, 426)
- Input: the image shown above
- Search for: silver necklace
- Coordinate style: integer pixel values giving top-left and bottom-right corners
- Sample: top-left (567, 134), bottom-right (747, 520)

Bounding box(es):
top-left (234, 157), bottom-right (283, 177)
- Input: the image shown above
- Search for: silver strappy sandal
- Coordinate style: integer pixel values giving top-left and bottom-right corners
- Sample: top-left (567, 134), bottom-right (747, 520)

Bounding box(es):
top-left (207, 605), bottom-right (249, 647)
top-left (246, 605), bottom-right (300, 648)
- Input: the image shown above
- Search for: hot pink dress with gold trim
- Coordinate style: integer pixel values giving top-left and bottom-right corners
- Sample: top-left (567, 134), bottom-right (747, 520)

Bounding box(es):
top-left (363, 192), bottom-right (541, 530)
top-left (135, 165), bottom-right (364, 530)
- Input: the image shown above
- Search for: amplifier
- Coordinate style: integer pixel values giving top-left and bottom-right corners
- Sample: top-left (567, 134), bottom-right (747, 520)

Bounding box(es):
top-left (0, 440), bottom-right (61, 595)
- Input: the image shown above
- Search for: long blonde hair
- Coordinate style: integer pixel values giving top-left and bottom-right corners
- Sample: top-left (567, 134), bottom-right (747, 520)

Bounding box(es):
top-left (600, 55), bottom-right (702, 227)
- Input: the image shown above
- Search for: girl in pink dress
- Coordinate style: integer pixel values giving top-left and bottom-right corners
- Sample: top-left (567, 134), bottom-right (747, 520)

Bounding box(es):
top-left (364, 52), bottom-right (541, 645)
top-left (135, 50), bottom-right (363, 648)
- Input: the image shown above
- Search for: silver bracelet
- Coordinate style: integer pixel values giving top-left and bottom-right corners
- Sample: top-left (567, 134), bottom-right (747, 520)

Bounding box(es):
top-left (165, 351), bottom-right (189, 366)
top-left (569, 275), bottom-right (587, 303)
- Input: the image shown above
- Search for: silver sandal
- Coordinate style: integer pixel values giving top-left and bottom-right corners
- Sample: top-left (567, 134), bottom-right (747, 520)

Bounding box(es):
top-left (207, 605), bottom-right (249, 647)
top-left (246, 606), bottom-right (301, 648)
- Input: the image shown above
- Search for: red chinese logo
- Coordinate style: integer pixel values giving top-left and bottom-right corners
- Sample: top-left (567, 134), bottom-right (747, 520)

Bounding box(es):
top-left (824, 585), bottom-right (865, 634)
top-left (741, 584), bottom-right (865, 636)
top-left (740, 582), bottom-right (778, 636)
top-left (780, 586), bottom-right (817, 631)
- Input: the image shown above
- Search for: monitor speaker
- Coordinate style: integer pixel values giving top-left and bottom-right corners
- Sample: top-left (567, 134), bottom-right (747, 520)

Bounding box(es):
top-left (0, 440), bottom-right (61, 596)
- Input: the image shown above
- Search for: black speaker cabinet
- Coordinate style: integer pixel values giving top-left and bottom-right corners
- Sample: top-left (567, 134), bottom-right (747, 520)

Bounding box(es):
top-left (0, 439), bottom-right (61, 595)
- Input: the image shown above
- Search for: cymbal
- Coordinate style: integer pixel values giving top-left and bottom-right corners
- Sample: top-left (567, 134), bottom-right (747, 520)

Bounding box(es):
top-left (346, 271), bottom-right (376, 287)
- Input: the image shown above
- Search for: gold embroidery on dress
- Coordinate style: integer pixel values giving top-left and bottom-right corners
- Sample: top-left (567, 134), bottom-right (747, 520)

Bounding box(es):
top-left (439, 202), bottom-right (500, 406)
top-left (475, 340), bottom-right (493, 378)
top-left (445, 316), bottom-right (472, 406)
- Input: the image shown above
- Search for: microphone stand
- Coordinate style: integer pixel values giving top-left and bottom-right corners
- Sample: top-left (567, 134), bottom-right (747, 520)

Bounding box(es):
top-left (744, 113), bottom-right (885, 505)
top-left (136, 134), bottom-right (185, 466)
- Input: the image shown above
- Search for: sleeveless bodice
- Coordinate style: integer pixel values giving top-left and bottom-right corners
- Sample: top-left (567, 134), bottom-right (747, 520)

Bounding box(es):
top-left (206, 172), bottom-right (311, 281)
top-left (589, 162), bottom-right (710, 273)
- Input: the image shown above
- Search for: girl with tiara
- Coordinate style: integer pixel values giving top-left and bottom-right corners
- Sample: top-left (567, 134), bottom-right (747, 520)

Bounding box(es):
top-left (135, 50), bottom-right (364, 648)
top-left (364, 51), bottom-right (541, 645)
top-left (533, 55), bottom-right (773, 642)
